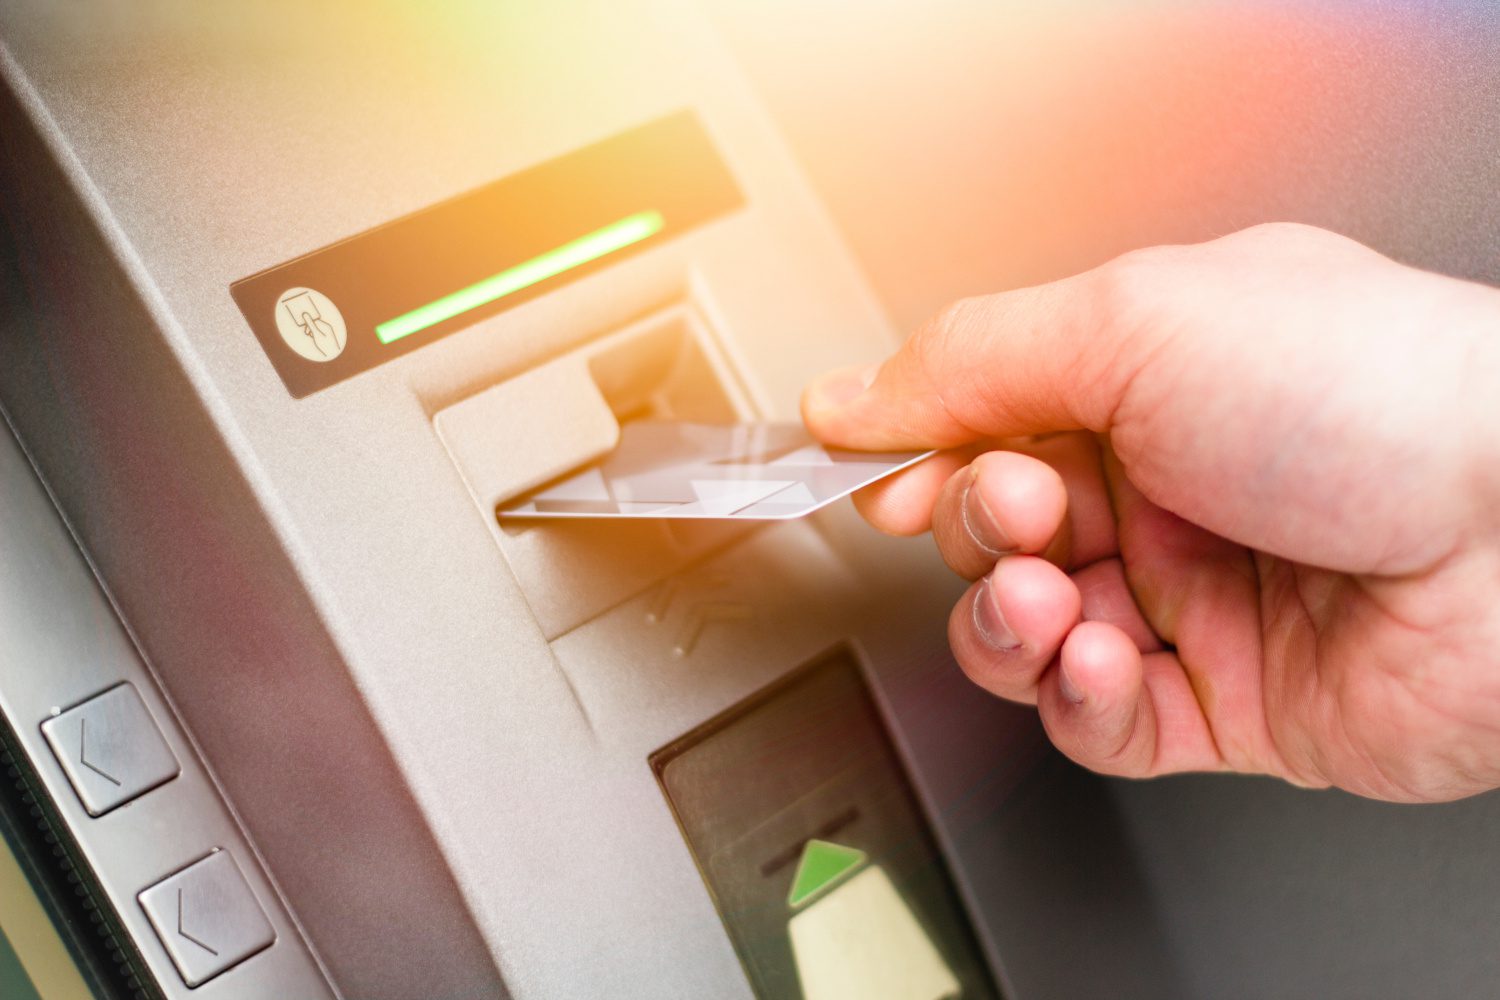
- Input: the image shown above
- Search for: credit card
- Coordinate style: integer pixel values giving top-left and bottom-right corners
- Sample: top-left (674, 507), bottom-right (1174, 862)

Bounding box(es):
top-left (497, 421), bottom-right (933, 521)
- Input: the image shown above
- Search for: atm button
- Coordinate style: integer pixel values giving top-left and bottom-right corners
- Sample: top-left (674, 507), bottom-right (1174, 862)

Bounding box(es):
top-left (40, 683), bottom-right (180, 817)
top-left (138, 850), bottom-right (276, 987)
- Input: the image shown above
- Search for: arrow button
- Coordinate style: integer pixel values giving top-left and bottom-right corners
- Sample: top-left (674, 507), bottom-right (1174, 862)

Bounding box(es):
top-left (41, 683), bottom-right (179, 816)
top-left (177, 887), bottom-right (220, 956)
top-left (139, 851), bottom-right (275, 987)
top-left (77, 717), bottom-right (122, 786)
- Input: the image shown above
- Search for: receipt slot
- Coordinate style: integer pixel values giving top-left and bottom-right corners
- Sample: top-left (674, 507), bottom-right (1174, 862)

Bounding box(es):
top-left (653, 649), bottom-right (1000, 1000)
top-left (789, 852), bottom-right (959, 1000)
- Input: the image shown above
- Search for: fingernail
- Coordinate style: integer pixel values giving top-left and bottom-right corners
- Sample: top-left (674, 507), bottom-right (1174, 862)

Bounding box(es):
top-left (807, 363), bottom-right (878, 410)
top-left (1058, 665), bottom-right (1085, 705)
top-left (972, 576), bottom-right (1021, 651)
top-left (960, 471), bottom-right (1016, 557)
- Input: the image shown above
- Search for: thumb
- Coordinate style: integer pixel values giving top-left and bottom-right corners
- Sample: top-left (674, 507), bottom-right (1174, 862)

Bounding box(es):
top-left (802, 262), bottom-right (1149, 450)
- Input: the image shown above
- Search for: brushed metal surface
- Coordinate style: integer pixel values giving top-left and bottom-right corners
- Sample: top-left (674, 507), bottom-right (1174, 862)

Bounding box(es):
top-left (138, 850), bottom-right (277, 988)
top-left (40, 682), bottom-right (181, 817)
top-left (0, 419), bottom-right (332, 999)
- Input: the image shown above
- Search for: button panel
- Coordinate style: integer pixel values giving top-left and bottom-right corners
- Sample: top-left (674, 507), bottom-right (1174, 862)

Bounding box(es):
top-left (138, 851), bottom-right (277, 987)
top-left (40, 682), bottom-right (181, 816)
top-left (2, 417), bottom-right (331, 997)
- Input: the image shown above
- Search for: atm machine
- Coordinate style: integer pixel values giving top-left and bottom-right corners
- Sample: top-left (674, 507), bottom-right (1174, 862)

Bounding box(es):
top-left (0, 4), bottom-right (1183, 999)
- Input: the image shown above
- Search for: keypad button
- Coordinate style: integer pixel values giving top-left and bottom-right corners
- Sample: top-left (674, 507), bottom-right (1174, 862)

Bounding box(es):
top-left (138, 850), bottom-right (276, 987)
top-left (40, 682), bottom-right (180, 816)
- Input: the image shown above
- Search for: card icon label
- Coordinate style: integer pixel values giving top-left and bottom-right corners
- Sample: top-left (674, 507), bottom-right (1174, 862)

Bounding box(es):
top-left (274, 287), bottom-right (347, 362)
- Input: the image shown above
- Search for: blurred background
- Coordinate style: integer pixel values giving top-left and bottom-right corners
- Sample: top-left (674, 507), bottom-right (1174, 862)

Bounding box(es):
top-left (704, 0), bottom-right (1500, 327)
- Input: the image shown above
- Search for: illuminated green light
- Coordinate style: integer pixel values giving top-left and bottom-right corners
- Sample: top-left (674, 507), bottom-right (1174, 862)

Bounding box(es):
top-left (788, 839), bottom-right (867, 909)
top-left (375, 209), bottom-right (666, 344)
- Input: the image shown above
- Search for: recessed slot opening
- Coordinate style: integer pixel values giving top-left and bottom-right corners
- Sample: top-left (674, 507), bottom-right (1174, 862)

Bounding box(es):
top-left (435, 303), bottom-right (759, 640)
top-left (588, 317), bottom-right (742, 426)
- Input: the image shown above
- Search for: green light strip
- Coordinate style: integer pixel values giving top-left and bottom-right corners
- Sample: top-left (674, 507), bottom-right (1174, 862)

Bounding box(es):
top-left (375, 209), bottom-right (666, 344)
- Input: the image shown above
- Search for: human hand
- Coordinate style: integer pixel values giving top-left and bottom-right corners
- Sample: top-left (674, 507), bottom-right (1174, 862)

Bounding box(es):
top-left (803, 223), bottom-right (1500, 802)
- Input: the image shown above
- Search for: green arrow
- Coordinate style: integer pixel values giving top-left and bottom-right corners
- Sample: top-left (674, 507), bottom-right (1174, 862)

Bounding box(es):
top-left (787, 839), bottom-right (867, 909)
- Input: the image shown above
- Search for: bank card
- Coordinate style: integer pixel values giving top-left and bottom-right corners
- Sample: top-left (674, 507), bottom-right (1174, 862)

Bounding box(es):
top-left (497, 421), bottom-right (933, 521)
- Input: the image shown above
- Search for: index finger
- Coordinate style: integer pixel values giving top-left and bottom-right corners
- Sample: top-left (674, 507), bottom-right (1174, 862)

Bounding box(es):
top-left (800, 256), bottom-right (1160, 451)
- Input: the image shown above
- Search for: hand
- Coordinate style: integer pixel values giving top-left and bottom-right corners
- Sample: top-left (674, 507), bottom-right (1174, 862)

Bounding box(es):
top-left (803, 223), bottom-right (1500, 802)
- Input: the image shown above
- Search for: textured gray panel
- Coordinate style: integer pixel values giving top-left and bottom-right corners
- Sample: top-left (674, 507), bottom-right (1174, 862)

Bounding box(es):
top-left (963, 757), bottom-right (1192, 1000)
top-left (1110, 777), bottom-right (1500, 1000)
top-left (0, 412), bottom-right (333, 998)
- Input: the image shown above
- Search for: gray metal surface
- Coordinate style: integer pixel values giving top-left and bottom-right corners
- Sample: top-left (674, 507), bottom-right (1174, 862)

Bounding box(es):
top-left (138, 850), bottom-right (277, 988)
top-left (0, 11), bottom-right (516, 995)
top-left (40, 682), bottom-right (181, 817)
top-left (0, 418), bottom-right (331, 998)
top-left (1112, 775), bottom-right (1500, 1000)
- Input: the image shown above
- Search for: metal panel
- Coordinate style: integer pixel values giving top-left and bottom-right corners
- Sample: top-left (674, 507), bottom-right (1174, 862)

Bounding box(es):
top-left (0, 420), bottom-right (331, 999)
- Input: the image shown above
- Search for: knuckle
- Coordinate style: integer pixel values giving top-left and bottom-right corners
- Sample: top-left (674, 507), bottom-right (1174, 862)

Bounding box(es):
top-left (1229, 220), bottom-right (1333, 247)
top-left (1092, 244), bottom-right (1177, 322)
top-left (1061, 257), bottom-right (1166, 428)
top-left (910, 297), bottom-right (983, 368)
top-left (1216, 222), bottom-right (1370, 265)
top-left (929, 296), bottom-right (985, 336)
top-left (898, 296), bottom-right (994, 437)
